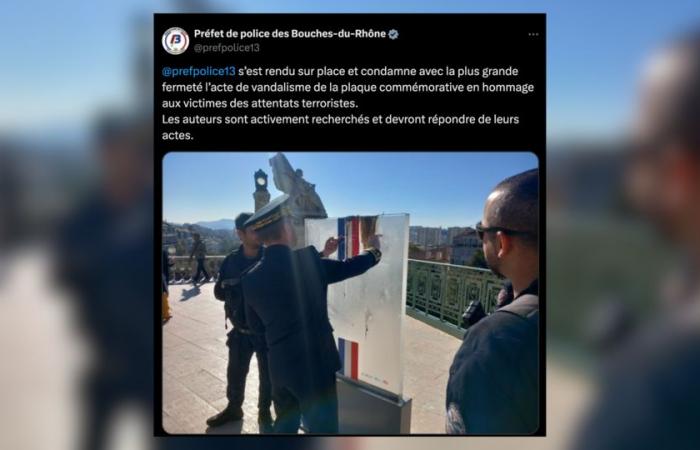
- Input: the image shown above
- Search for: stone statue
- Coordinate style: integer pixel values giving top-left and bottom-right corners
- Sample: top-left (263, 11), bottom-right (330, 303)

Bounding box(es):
top-left (269, 153), bottom-right (327, 248)
top-left (269, 153), bottom-right (327, 219)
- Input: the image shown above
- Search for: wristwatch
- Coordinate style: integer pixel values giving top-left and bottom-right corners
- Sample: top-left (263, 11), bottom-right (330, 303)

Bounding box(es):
top-left (366, 247), bottom-right (382, 263)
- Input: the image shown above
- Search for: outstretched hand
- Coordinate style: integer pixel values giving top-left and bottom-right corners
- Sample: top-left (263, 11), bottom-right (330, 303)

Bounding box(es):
top-left (322, 236), bottom-right (341, 257)
top-left (367, 234), bottom-right (382, 251)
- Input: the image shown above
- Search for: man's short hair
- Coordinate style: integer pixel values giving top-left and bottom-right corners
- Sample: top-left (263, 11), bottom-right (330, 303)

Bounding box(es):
top-left (487, 168), bottom-right (539, 246)
top-left (254, 218), bottom-right (287, 243)
top-left (235, 212), bottom-right (254, 230)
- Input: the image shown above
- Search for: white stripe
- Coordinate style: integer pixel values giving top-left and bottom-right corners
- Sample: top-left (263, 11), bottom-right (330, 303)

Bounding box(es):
top-left (344, 340), bottom-right (352, 376)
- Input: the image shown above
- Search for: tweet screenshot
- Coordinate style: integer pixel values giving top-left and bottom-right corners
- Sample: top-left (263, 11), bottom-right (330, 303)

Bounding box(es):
top-left (156, 14), bottom-right (545, 436)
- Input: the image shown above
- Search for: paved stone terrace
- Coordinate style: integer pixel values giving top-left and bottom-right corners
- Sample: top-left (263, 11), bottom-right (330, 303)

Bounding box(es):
top-left (162, 282), bottom-right (461, 434)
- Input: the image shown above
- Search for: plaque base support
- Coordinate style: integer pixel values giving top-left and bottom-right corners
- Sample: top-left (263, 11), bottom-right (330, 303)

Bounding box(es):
top-left (336, 375), bottom-right (412, 434)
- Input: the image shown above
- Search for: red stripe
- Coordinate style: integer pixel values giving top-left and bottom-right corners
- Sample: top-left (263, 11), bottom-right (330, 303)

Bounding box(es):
top-left (351, 217), bottom-right (360, 256)
top-left (351, 341), bottom-right (359, 379)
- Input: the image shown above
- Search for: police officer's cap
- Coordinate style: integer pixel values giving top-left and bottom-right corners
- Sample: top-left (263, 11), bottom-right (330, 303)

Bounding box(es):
top-left (244, 194), bottom-right (292, 231)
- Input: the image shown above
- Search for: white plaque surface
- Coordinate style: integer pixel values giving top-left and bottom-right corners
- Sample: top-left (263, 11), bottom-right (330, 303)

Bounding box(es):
top-left (306, 214), bottom-right (409, 396)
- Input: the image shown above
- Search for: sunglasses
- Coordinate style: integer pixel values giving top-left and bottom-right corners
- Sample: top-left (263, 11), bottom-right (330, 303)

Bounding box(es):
top-left (475, 221), bottom-right (535, 241)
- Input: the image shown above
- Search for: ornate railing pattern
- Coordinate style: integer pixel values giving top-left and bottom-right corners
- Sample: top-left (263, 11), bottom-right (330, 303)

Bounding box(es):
top-left (406, 259), bottom-right (503, 331)
top-left (166, 255), bottom-right (502, 333)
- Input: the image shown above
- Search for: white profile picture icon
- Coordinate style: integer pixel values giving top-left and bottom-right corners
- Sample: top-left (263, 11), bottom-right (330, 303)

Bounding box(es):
top-left (162, 27), bottom-right (189, 55)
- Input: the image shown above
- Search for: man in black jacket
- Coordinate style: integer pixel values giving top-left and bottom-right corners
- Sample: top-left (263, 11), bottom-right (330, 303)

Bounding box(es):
top-left (242, 195), bottom-right (382, 434)
top-left (446, 168), bottom-right (540, 434)
top-left (205, 213), bottom-right (272, 431)
top-left (573, 30), bottom-right (700, 450)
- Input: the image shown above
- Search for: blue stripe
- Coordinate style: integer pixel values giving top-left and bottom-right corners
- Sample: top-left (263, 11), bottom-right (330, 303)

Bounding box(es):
top-left (338, 337), bottom-right (345, 373)
top-left (337, 218), bottom-right (346, 261)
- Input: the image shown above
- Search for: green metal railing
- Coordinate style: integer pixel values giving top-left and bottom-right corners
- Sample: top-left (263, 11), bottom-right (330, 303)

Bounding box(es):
top-left (406, 259), bottom-right (502, 337)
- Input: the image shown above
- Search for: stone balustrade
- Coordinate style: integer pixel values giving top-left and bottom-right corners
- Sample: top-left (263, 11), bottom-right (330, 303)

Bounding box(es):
top-left (167, 255), bottom-right (226, 283)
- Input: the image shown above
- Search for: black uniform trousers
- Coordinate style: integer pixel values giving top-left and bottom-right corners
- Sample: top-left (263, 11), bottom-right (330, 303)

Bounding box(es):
top-left (243, 244), bottom-right (380, 434)
top-left (226, 329), bottom-right (272, 412)
top-left (193, 258), bottom-right (209, 282)
top-left (272, 371), bottom-right (338, 433)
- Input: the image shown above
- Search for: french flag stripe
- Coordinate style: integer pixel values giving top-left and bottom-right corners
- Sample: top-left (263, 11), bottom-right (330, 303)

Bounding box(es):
top-left (337, 218), bottom-right (346, 261)
top-left (337, 337), bottom-right (359, 380)
top-left (351, 217), bottom-right (360, 256)
top-left (338, 337), bottom-right (346, 373)
top-left (351, 341), bottom-right (359, 379)
top-left (345, 219), bottom-right (352, 259)
top-left (344, 340), bottom-right (353, 377)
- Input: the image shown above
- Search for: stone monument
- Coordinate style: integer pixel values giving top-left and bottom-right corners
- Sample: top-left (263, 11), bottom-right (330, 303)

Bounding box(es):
top-left (269, 152), bottom-right (328, 247)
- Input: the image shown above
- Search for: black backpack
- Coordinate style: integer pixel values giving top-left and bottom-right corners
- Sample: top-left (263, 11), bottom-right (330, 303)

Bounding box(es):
top-left (496, 294), bottom-right (539, 324)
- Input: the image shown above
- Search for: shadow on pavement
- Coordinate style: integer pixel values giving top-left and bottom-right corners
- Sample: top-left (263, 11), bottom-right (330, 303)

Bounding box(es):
top-left (179, 286), bottom-right (201, 301)
top-left (205, 421), bottom-right (244, 434)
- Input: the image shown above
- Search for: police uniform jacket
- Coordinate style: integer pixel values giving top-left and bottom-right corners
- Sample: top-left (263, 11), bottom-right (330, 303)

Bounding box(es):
top-left (213, 245), bottom-right (263, 331)
top-left (242, 244), bottom-right (379, 397)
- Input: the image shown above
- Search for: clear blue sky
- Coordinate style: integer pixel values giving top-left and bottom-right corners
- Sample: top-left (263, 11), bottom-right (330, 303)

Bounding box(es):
top-left (163, 152), bottom-right (537, 227)
top-left (3, 1), bottom-right (700, 140)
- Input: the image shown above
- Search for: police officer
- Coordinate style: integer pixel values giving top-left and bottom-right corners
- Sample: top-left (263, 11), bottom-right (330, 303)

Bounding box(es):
top-left (206, 213), bottom-right (273, 431)
top-left (55, 113), bottom-right (153, 450)
top-left (446, 169), bottom-right (540, 434)
top-left (573, 31), bottom-right (700, 450)
top-left (241, 195), bottom-right (382, 434)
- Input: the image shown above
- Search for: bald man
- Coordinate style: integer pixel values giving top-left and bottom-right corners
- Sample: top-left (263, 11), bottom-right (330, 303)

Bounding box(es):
top-left (445, 169), bottom-right (539, 434)
top-left (574, 30), bottom-right (700, 450)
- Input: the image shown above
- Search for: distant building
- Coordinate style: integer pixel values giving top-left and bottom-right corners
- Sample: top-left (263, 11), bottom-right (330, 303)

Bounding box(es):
top-left (426, 227), bottom-right (441, 248)
top-left (409, 243), bottom-right (451, 262)
top-left (447, 226), bottom-right (469, 245)
top-left (408, 225), bottom-right (474, 250)
top-left (440, 228), bottom-right (448, 245)
top-left (409, 225), bottom-right (443, 249)
top-left (425, 245), bottom-right (452, 263)
top-left (450, 228), bottom-right (480, 265)
top-left (409, 227), bottom-right (417, 245)
top-left (409, 244), bottom-right (427, 260)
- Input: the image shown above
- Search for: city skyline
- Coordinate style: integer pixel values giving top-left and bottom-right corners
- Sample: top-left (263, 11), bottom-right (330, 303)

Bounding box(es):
top-left (163, 152), bottom-right (538, 228)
